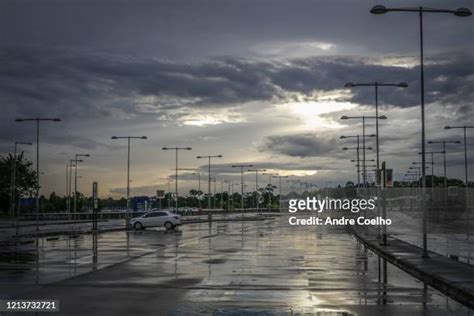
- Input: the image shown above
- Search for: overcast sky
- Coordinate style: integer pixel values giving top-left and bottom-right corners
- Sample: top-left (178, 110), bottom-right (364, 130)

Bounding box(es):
top-left (1, 0), bottom-right (473, 197)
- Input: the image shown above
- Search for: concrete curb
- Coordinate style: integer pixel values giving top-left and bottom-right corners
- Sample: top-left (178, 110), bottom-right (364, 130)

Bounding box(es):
top-left (352, 228), bottom-right (474, 309)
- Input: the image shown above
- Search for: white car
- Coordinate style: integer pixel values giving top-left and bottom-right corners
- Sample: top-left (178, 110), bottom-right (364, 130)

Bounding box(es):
top-left (131, 210), bottom-right (181, 230)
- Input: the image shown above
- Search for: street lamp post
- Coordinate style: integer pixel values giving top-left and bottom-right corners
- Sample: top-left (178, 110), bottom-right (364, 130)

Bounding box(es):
top-left (73, 153), bottom-right (90, 216)
top-left (197, 155), bottom-right (223, 209)
top-left (262, 173), bottom-right (278, 210)
top-left (232, 164), bottom-right (253, 215)
top-left (345, 82), bottom-right (407, 172)
top-left (191, 172), bottom-right (201, 192)
top-left (444, 126), bottom-right (474, 187)
top-left (209, 177), bottom-right (217, 209)
top-left (410, 165), bottom-right (430, 187)
top-left (417, 151), bottom-right (444, 189)
top-left (428, 140), bottom-right (461, 187)
top-left (223, 180), bottom-right (230, 210)
top-left (273, 175), bottom-right (289, 212)
top-left (343, 145), bottom-right (373, 188)
top-left (341, 116), bottom-right (385, 187)
top-left (445, 126), bottom-right (474, 264)
top-left (10, 142), bottom-right (32, 230)
top-left (248, 168), bottom-right (266, 210)
top-left (341, 135), bottom-right (375, 187)
top-left (371, 3), bottom-right (472, 259)
top-left (191, 172), bottom-right (202, 208)
top-left (68, 159), bottom-right (79, 216)
top-left (15, 117), bottom-right (61, 231)
top-left (112, 136), bottom-right (147, 208)
top-left (162, 147), bottom-right (192, 212)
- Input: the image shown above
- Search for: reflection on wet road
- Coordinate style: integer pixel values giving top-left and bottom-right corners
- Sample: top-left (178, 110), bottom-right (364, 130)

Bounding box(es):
top-left (0, 218), bottom-right (471, 315)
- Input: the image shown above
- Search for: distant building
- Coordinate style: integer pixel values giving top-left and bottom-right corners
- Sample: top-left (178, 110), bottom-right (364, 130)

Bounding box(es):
top-left (130, 196), bottom-right (151, 212)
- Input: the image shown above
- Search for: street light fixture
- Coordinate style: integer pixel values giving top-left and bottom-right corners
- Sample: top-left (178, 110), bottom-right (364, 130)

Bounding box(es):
top-left (68, 159), bottom-right (80, 214)
top-left (162, 147), bottom-right (192, 212)
top-left (112, 136), bottom-right (148, 215)
top-left (248, 168), bottom-right (266, 210)
top-left (340, 134), bottom-right (375, 187)
top-left (445, 126), bottom-right (474, 263)
top-left (371, 4), bottom-right (471, 259)
top-left (197, 155), bottom-right (222, 209)
top-left (262, 172), bottom-right (278, 210)
top-left (73, 153), bottom-right (90, 215)
top-left (344, 82), bottom-right (407, 172)
top-left (417, 151), bottom-right (444, 189)
top-left (15, 117), bottom-right (61, 231)
top-left (444, 126), bottom-right (474, 187)
top-left (273, 175), bottom-right (289, 212)
top-left (428, 140), bottom-right (461, 188)
top-left (232, 164), bottom-right (253, 213)
top-left (341, 115), bottom-right (385, 187)
top-left (371, 5), bottom-right (472, 16)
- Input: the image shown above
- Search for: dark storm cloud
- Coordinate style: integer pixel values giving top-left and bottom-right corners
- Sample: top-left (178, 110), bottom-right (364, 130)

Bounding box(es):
top-left (2, 0), bottom-right (472, 61)
top-left (260, 133), bottom-right (339, 158)
top-left (1, 48), bottom-right (472, 121)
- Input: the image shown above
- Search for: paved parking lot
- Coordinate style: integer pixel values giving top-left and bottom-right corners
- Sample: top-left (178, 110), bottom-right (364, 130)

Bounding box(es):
top-left (0, 217), bottom-right (471, 315)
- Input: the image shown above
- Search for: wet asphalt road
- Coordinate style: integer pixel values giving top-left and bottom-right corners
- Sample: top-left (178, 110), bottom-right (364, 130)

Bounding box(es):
top-left (0, 217), bottom-right (472, 315)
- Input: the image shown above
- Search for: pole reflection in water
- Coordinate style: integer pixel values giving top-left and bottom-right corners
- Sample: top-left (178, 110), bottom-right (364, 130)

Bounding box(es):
top-left (35, 236), bottom-right (39, 285)
top-left (241, 221), bottom-right (244, 275)
top-left (92, 232), bottom-right (98, 271)
top-left (175, 230), bottom-right (179, 279)
top-left (126, 231), bottom-right (130, 257)
top-left (208, 220), bottom-right (212, 279)
top-left (382, 257), bottom-right (387, 305)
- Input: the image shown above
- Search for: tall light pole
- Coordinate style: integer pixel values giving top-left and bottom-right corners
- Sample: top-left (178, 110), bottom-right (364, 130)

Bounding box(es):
top-left (162, 147), bottom-right (192, 212)
top-left (343, 145), bottom-right (373, 187)
top-left (273, 175), bottom-right (288, 212)
top-left (341, 115), bottom-right (385, 187)
top-left (191, 172), bottom-right (202, 208)
top-left (232, 164), bottom-right (253, 214)
top-left (172, 167), bottom-right (199, 208)
top-left (223, 180), bottom-right (231, 210)
top-left (68, 159), bottom-right (79, 215)
top-left (418, 151), bottom-right (444, 188)
top-left (444, 126), bottom-right (474, 187)
top-left (197, 155), bottom-right (222, 209)
top-left (159, 176), bottom-right (173, 209)
top-left (210, 177), bottom-right (217, 209)
top-left (345, 82), bottom-right (407, 172)
top-left (262, 172), bottom-right (278, 210)
top-left (248, 168), bottom-right (266, 210)
top-left (351, 158), bottom-right (374, 186)
top-left (219, 180), bottom-right (226, 209)
top-left (10, 142), bottom-right (32, 227)
top-left (15, 117), bottom-right (61, 231)
top-left (191, 172), bottom-right (201, 192)
top-left (341, 135), bottom-right (375, 187)
top-left (371, 3), bottom-right (471, 258)
top-left (73, 153), bottom-right (90, 215)
top-left (445, 125), bottom-right (474, 263)
top-left (410, 165), bottom-right (430, 187)
top-left (428, 140), bottom-right (461, 187)
top-left (112, 136), bottom-right (147, 220)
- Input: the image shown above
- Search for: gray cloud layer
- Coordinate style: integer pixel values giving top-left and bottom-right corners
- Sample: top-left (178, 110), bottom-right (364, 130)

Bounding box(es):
top-left (1, 48), bottom-right (472, 121)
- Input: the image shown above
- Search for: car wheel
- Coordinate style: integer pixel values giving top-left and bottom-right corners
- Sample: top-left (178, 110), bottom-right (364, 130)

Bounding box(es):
top-left (164, 221), bottom-right (174, 230)
top-left (134, 222), bottom-right (143, 230)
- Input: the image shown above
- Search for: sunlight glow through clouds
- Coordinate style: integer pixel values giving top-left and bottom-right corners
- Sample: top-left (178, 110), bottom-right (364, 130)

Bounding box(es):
top-left (278, 100), bottom-right (358, 129)
top-left (182, 113), bottom-right (245, 126)
top-left (268, 169), bottom-right (317, 177)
